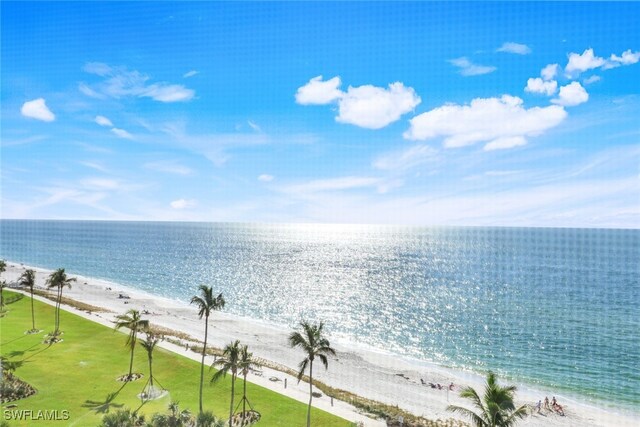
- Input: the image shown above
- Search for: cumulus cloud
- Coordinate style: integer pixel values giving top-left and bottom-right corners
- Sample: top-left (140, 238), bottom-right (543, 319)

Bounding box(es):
top-left (81, 62), bottom-right (195, 102)
top-left (21, 98), bottom-right (55, 122)
top-left (95, 115), bottom-right (113, 127)
top-left (552, 82), bottom-right (589, 107)
top-left (497, 42), bottom-right (532, 55)
top-left (295, 76), bottom-right (421, 129)
top-left (258, 174), bottom-right (274, 182)
top-left (541, 64), bottom-right (559, 81)
top-left (295, 76), bottom-right (343, 105)
top-left (336, 83), bottom-right (421, 129)
top-left (170, 198), bottom-right (196, 209)
top-left (404, 95), bottom-right (567, 151)
top-left (565, 48), bottom-right (606, 76)
top-left (448, 57), bottom-right (497, 76)
top-left (525, 77), bottom-right (558, 96)
top-left (183, 70), bottom-right (199, 78)
top-left (604, 49), bottom-right (640, 70)
top-left (111, 128), bottom-right (134, 139)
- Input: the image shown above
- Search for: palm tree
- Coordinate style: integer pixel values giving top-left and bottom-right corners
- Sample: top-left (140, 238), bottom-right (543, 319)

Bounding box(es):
top-left (18, 269), bottom-right (37, 331)
top-left (190, 285), bottom-right (225, 414)
top-left (288, 321), bottom-right (336, 427)
top-left (140, 331), bottom-right (159, 389)
top-left (211, 340), bottom-right (241, 427)
top-left (114, 309), bottom-right (149, 380)
top-left (0, 260), bottom-right (7, 312)
top-left (447, 371), bottom-right (528, 427)
top-left (238, 344), bottom-right (256, 426)
top-left (45, 268), bottom-right (76, 335)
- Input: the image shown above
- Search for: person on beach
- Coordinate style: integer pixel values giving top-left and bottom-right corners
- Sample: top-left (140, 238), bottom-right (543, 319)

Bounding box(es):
top-left (544, 396), bottom-right (550, 409)
top-left (552, 396), bottom-right (557, 407)
top-left (535, 400), bottom-right (542, 413)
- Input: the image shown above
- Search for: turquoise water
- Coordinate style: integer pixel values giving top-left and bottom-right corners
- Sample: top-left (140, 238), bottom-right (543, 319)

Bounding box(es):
top-left (1, 220), bottom-right (638, 412)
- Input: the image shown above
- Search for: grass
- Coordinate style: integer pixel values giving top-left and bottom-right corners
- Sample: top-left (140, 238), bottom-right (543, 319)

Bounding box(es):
top-left (0, 291), bottom-right (353, 426)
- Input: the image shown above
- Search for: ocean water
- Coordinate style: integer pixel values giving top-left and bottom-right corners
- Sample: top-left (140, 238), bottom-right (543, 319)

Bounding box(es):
top-left (1, 220), bottom-right (638, 412)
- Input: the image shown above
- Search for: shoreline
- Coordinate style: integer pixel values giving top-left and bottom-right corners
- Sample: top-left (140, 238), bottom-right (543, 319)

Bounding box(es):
top-left (3, 260), bottom-right (637, 426)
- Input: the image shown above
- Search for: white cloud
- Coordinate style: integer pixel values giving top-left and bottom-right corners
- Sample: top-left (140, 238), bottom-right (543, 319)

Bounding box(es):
top-left (336, 82), bottom-right (421, 129)
top-left (604, 49), bottom-right (640, 70)
top-left (449, 57), bottom-right (497, 76)
top-left (541, 64), bottom-right (559, 81)
top-left (295, 76), bottom-right (343, 105)
top-left (247, 120), bottom-right (261, 132)
top-left (111, 128), bottom-right (134, 139)
top-left (142, 84), bottom-right (195, 102)
top-left (144, 161), bottom-right (193, 176)
top-left (583, 75), bottom-right (601, 85)
top-left (404, 95), bottom-right (567, 150)
top-left (373, 145), bottom-right (438, 171)
top-left (170, 198), bottom-right (196, 209)
top-left (525, 77), bottom-right (558, 96)
top-left (483, 136), bottom-right (527, 151)
top-left (552, 82), bottom-right (589, 107)
top-left (21, 98), bottom-right (55, 122)
top-left (282, 176), bottom-right (381, 194)
top-left (81, 178), bottom-right (120, 190)
top-left (565, 48), bottom-right (606, 76)
top-left (183, 70), bottom-right (199, 78)
top-left (295, 77), bottom-right (421, 129)
top-left (81, 62), bottom-right (195, 102)
top-left (497, 42), bottom-right (531, 55)
top-left (95, 115), bottom-right (113, 127)
top-left (258, 174), bottom-right (274, 182)
top-left (78, 83), bottom-right (107, 99)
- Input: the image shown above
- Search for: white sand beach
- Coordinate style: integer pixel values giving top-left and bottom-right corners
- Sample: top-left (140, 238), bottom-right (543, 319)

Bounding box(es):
top-left (2, 262), bottom-right (637, 427)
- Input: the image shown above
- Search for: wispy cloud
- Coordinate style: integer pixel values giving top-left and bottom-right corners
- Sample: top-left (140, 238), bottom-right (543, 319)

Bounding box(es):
top-left (80, 62), bottom-right (195, 102)
top-left (95, 115), bottom-right (113, 127)
top-left (281, 176), bottom-right (381, 195)
top-left (258, 174), bottom-right (274, 182)
top-left (497, 42), bottom-right (531, 55)
top-left (373, 145), bottom-right (439, 171)
top-left (144, 160), bottom-right (194, 176)
top-left (183, 70), bottom-right (199, 78)
top-left (111, 128), bottom-right (134, 139)
top-left (448, 57), bottom-right (496, 76)
top-left (295, 76), bottom-right (421, 129)
top-left (170, 198), bottom-right (196, 209)
top-left (21, 98), bottom-right (55, 122)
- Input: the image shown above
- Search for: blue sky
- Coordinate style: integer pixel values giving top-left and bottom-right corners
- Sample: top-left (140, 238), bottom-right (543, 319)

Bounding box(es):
top-left (2, 2), bottom-right (639, 227)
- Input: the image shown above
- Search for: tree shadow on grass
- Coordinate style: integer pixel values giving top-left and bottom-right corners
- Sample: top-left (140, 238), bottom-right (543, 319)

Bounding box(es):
top-left (82, 383), bottom-right (128, 414)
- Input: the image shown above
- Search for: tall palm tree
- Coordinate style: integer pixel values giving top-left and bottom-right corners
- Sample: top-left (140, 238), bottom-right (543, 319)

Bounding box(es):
top-left (45, 268), bottom-right (76, 335)
top-left (447, 371), bottom-right (528, 427)
top-left (190, 285), bottom-right (225, 414)
top-left (114, 309), bottom-right (149, 380)
top-left (288, 321), bottom-right (336, 427)
top-left (211, 340), bottom-right (241, 427)
top-left (140, 331), bottom-right (159, 389)
top-left (18, 269), bottom-right (37, 331)
top-left (238, 344), bottom-right (256, 426)
top-left (0, 261), bottom-right (7, 313)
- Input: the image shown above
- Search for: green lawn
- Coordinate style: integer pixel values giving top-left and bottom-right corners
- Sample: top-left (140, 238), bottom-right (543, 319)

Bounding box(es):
top-left (0, 291), bottom-right (352, 426)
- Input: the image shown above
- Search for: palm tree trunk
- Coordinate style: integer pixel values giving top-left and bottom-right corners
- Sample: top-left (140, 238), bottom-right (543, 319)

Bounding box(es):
top-left (149, 354), bottom-right (154, 387)
top-left (128, 335), bottom-right (136, 377)
top-left (199, 314), bottom-right (209, 414)
top-left (307, 361), bottom-right (313, 427)
top-left (229, 374), bottom-right (236, 427)
top-left (30, 288), bottom-right (35, 330)
top-left (55, 287), bottom-right (62, 334)
top-left (242, 373), bottom-right (247, 426)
